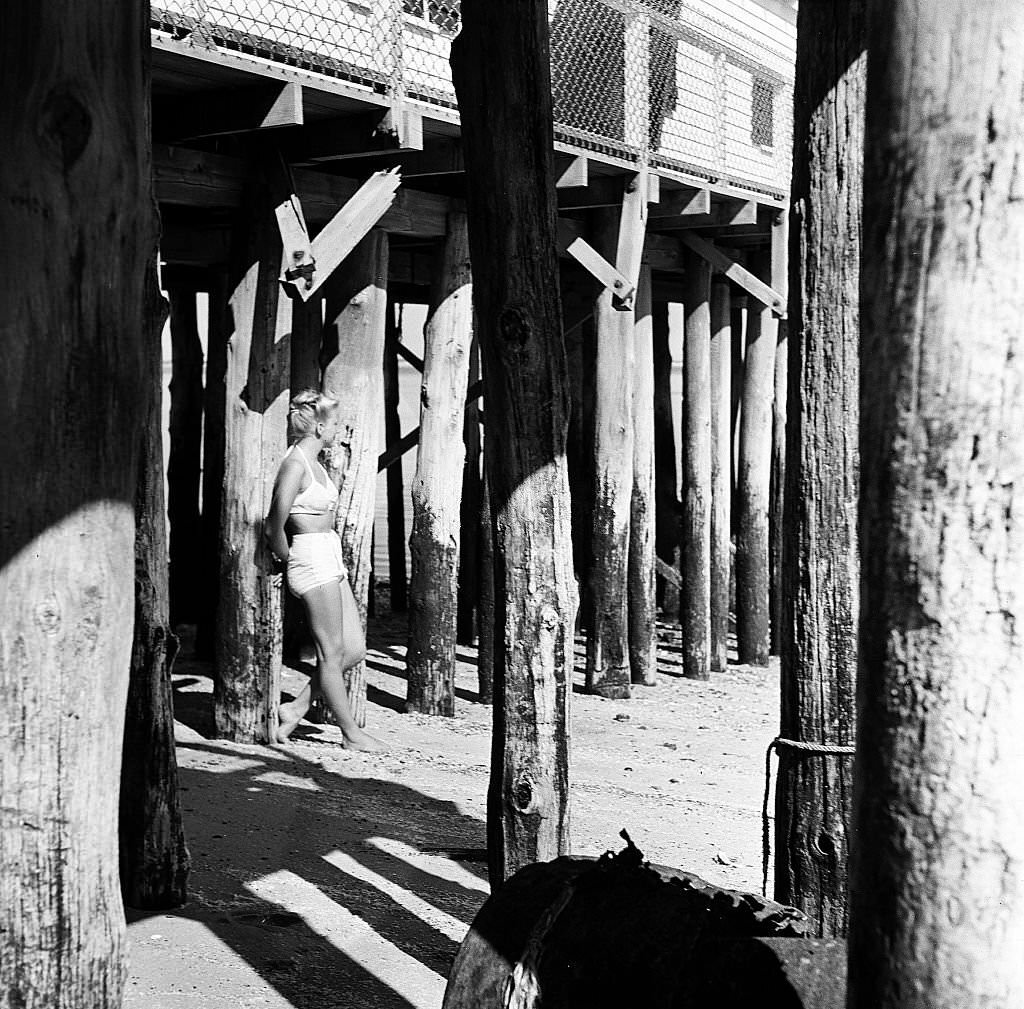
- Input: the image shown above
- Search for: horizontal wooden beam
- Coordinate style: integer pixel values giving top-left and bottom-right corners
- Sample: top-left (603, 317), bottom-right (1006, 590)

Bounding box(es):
top-left (557, 217), bottom-right (687, 275)
top-left (154, 82), bottom-right (303, 142)
top-left (290, 108), bottom-right (423, 163)
top-left (557, 170), bottom-right (661, 211)
top-left (154, 144), bottom-right (449, 237)
top-left (678, 232), bottom-right (785, 315)
top-left (651, 199), bottom-right (758, 231)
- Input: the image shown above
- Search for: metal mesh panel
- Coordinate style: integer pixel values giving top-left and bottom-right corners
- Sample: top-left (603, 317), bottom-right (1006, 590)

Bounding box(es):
top-left (152, 0), bottom-right (794, 196)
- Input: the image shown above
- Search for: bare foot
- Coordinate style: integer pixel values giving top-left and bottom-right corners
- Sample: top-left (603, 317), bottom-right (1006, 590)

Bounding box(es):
top-left (342, 727), bottom-right (386, 752)
top-left (276, 704), bottom-right (303, 743)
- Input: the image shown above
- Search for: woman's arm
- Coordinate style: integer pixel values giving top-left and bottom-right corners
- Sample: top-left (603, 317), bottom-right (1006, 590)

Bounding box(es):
top-left (264, 455), bottom-right (304, 564)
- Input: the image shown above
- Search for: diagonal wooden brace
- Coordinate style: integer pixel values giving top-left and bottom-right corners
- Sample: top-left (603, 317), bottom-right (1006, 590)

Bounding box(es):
top-left (559, 233), bottom-right (636, 310)
top-left (678, 232), bottom-right (786, 317)
top-left (277, 167), bottom-right (403, 301)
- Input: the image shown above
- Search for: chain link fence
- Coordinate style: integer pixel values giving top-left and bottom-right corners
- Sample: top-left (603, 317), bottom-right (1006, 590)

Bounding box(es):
top-left (152, 0), bottom-right (793, 196)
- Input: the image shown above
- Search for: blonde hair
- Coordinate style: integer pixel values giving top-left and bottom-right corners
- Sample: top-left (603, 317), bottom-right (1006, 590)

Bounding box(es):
top-left (287, 389), bottom-right (339, 443)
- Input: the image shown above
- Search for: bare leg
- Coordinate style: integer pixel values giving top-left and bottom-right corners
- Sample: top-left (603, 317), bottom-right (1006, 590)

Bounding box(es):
top-left (279, 577), bottom-right (382, 750)
top-left (277, 681), bottom-right (313, 742)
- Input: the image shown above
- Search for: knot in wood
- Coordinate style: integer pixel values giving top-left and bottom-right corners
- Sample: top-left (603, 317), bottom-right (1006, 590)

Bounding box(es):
top-left (35, 594), bottom-right (62, 635)
top-left (511, 774), bottom-right (538, 815)
top-left (41, 87), bottom-right (92, 169)
top-left (498, 306), bottom-right (531, 346)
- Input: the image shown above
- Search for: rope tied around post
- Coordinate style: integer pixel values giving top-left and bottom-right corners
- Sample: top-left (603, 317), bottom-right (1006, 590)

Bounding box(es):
top-left (760, 736), bottom-right (856, 897)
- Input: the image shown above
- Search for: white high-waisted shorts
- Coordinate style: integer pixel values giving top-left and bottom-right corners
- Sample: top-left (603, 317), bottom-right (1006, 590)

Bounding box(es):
top-left (286, 532), bottom-right (348, 598)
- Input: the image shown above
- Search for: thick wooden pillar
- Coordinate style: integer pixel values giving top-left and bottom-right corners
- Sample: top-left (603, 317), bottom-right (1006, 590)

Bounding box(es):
top-left (851, 2), bottom-right (1024, 1004)
top-left (735, 255), bottom-right (775, 666)
top-left (166, 280), bottom-right (205, 627)
top-left (282, 295), bottom-right (322, 662)
top-left (195, 272), bottom-right (229, 660)
top-left (477, 471), bottom-right (495, 705)
top-left (768, 214), bottom-right (789, 656)
top-left (451, 3), bottom-right (579, 884)
top-left (215, 174), bottom-right (291, 743)
top-left (0, 0), bottom-right (153, 998)
top-left (457, 336), bottom-right (482, 643)
top-left (775, 0), bottom-right (863, 936)
top-left (290, 295), bottom-right (322, 393)
top-left (709, 278), bottom-right (732, 673)
top-left (629, 263), bottom-right (657, 685)
top-left (407, 210), bottom-right (474, 716)
top-left (681, 250), bottom-right (712, 680)
top-left (120, 273), bottom-right (190, 910)
top-left (653, 298), bottom-right (680, 619)
top-left (562, 263), bottom-right (597, 606)
top-left (321, 228), bottom-right (389, 729)
top-left (586, 207), bottom-right (635, 698)
top-left (383, 299), bottom-right (408, 613)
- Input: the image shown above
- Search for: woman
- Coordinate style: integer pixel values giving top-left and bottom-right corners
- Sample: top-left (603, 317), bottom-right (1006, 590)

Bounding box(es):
top-left (265, 389), bottom-right (381, 750)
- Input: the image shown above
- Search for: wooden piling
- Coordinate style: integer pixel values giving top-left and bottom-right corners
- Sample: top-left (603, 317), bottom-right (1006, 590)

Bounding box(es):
top-left (321, 228), bottom-right (389, 729)
top-left (681, 249), bottom-right (712, 680)
top-left (586, 207), bottom-right (635, 698)
top-left (451, 2), bottom-right (579, 882)
top-left (852, 1), bottom-right (1024, 1000)
top-left (120, 272), bottom-right (190, 910)
top-left (407, 210), bottom-right (474, 716)
top-left (653, 298), bottom-right (681, 620)
top-left (768, 214), bottom-right (789, 655)
top-left (383, 298), bottom-right (408, 612)
top-left (166, 279), bottom-right (205, 627)
top-left (735, 253), bottom-right (775, 666)
top-left (214, 171), bottom-right (291, 743)
top-left (195, 272), bottom-right (229, 660)
top-left (710, 278), bottom-right (732, 673)
top-left (457, 335), bottom-right (482, 644)
top-left (629, 263), bottom-right (657, 685)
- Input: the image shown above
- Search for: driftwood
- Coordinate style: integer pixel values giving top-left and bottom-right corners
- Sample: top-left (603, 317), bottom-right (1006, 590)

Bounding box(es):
top-left (443, 837), bottom-right (845, 1009)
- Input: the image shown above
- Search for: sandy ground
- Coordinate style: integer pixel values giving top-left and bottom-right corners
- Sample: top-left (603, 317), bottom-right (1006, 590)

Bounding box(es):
top-left (124, 606), bottom-right (780, 1009)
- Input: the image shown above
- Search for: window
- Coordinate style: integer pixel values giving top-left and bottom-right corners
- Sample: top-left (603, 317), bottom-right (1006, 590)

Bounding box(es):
top-left (751, 76), bottom-right (775, 148)
top-left (402, 0), bottom-right (461, 35)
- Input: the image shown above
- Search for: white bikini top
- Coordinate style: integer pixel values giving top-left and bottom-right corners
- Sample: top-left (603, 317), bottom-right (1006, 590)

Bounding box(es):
top-left (287, 445), bottom-right (339, 516)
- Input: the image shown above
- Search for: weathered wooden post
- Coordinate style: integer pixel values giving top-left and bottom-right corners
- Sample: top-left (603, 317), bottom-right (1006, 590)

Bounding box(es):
top-left (774, 0), bottom-right (864, 937)
top-left (851, 2), bottom-right (1024, 1004)
top-left (653, 298), bottom-right (680, 619)
top-left (477, 471), bottom-right (495, 705)
top-left (735, 253), bottom-right (775, 666)
top-left (768, 213), bottom-right (788, 655)
top-left (321, 228), bottom-right (389, 729)
top-left (166, 277), bottom-right (205, 627)
top-left (214, 172), bottom-right (292, 743)
top-left (451, 0), bottom-right (579, 884)
top-left (383, 298), bottom-right (408, 612)
top-left (120, 272), bottom-right (191, 910)
top-left (457, 336), bottom-right (483, 643)
top-left (709, 277), bottom-right (732, 672)
top-left (290, 295), bottom-right (322, 393)
top-left (0, 0), bottom-right (154, 998)
top-left (196, 271), bottom-right (230, 660)
top-left (283, 295), bottom-right (322, 662)
top-left (562, 264), bottom-right (597, 604)
top-left (629, 263), bottom-right (657, 685)
top-left (586, 207), bottom-right (635, 697)
top-left (681, 249), bottom-right (712, 680)
top-left (407, 210), bottom-right (474, 715)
